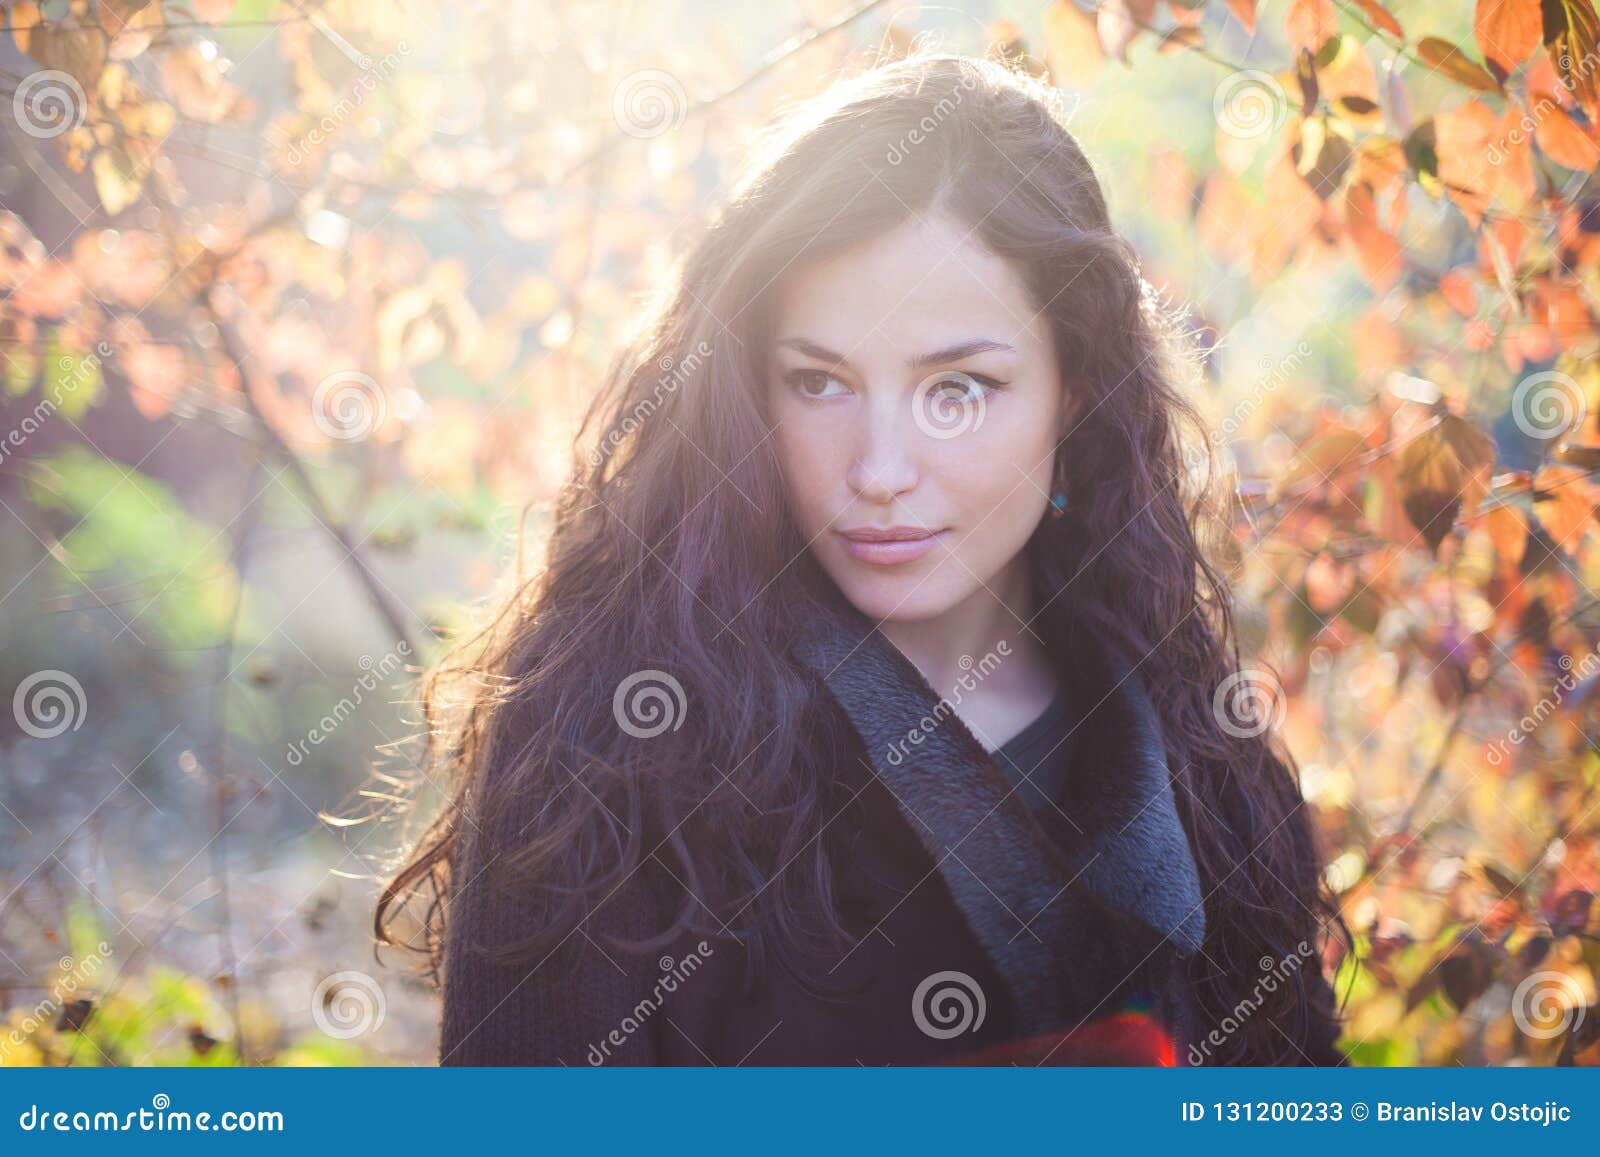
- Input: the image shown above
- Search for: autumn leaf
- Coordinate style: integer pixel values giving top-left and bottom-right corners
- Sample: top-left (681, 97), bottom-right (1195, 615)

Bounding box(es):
top-left (1291, 114), bottom-right (1355, 197)
top-left (1285, 0), bottom-right (1337, 55)
top-left (1534, 101), bottom-right (1600, 169)
top-left (1439, 268), bottom-right (1479, 315)
top-left (1395, 414), bottom-right (1497, 552)
top-left (91, 146), bottom-right (145, 216)
top-left (26, 19), bottom-right (107, 91)
top-left (162, 44), bottom-right (253, 123)
top-left (1342, 180), bottom-right (1403, 291)
top-left (1477, 0), bottom-right (1544, 75)
top-left (8, 1), bottom-right (42, 52)
top-left (1248, 148), bottom-right (1325, 282)
top-left (1350, 0), bottom-right (1403, 39)
top-left (1436, 99), bottom-right (1536, 227)
top-left (1043, 0), bottom-right (1105, 88)
top-left (1417, 36), bottom-right (1504, 95)
top-left (1542, 0), bottom-right (1600, 121)
top-left (1096, 0), bottom-right (1157, 65)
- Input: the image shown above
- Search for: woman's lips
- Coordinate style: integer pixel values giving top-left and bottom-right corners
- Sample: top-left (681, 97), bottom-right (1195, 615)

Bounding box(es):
top-left (835, 528), bottom-right (946, 565)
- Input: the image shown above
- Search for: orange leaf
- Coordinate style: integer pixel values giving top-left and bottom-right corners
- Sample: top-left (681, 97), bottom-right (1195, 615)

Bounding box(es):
top-left (1440, 268), bottom-right (1479, 315)
top-left (10, 260), bottom-right (83, 317)
top-left (1483, 503), bottom-right (1529, 568)
top-left (1196, 171), bottom-right (1251, 260)
top-left (1342, 180), bottom-right (1404, 291)
top-left (1543, 282), bottom-right (1595, 350)
top-left (1543, 0), bottom-right (1600, 122)
top-left (123, 342), bottom-right (186, 419)
top-left (1350, 0), bottom-right (1403, 39)
top-left (1286, 0), bottom-right (1337, 55)
top-left (1249, 149), bottom-right (1324, 283)
top-left (8, 2), bottom-right (41, 52)
top-left (1483, 213), bottom-right (1526, 272)
top-left (1043, 0), bottom-right (1104, 88)
top-left (1475, 0), bottom-right (1542, 75)
top-left (1534, 102), bottom-right (1600, 169)
top-left (1532, 466), bottom-right (1598, 551)
top-left (1167, 3), bottom-right (1204, 29)
top-left (1437, 99), bottom-right (1536, 227)
top-left (1417, 36), bottom-right (1503, 94)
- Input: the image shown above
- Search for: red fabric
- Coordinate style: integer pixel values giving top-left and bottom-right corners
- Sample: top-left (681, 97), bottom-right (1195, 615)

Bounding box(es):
top-left (939, 1011), bottom-right (1177, 1066)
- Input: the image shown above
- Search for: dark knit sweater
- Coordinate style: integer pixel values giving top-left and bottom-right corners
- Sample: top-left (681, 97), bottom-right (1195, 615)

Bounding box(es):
top-left (437, 593), bottom-right (1343, 1066)
top-left (989, 679), bottom-right (1077, 810)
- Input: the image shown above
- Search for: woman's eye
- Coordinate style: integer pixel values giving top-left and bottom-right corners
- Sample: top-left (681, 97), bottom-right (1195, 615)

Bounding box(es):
top-left (787, 369), bottom-right (850, 399)
top-left (922, 370), bottom-right (1001, 403)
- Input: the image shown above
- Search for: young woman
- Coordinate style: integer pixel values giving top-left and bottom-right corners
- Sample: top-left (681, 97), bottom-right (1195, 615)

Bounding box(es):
top-left (376, 51), bottom-right (1345, 1066)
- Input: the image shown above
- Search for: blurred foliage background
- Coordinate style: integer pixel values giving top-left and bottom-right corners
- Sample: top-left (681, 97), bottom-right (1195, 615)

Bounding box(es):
top-left (3, 0), bottom-right (1600, 1066)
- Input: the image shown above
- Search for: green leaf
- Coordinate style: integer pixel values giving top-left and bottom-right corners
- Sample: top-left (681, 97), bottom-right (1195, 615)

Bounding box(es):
top-left (26, 446), bottom-right (241, 652)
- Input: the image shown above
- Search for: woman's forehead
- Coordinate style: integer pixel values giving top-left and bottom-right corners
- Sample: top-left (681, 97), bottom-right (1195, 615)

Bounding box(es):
top-left (768, 214), bottom-right (1048, 360)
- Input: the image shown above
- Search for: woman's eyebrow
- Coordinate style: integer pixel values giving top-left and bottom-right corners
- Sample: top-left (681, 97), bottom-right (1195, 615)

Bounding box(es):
top-left (909, 338), bottom-right (1016, 368)
top-left (775, 336), bottom-right (1016, 368)
top-left (775, 337), bottom-right (849, 365)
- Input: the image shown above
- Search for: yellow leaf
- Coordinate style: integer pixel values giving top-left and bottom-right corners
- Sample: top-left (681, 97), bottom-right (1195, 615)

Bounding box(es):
top-left (91, 148), bottom-right (143, 216)
top-left (1043, 0), bottom-right (1104, 89)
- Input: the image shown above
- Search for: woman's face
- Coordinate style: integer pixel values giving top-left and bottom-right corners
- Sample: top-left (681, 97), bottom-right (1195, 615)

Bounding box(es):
top-left (766, 210), bottom-right (1073, 624)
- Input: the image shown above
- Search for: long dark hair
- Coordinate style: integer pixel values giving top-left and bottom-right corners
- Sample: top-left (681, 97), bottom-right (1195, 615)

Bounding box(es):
top-left (376, 50), bottom-right (1343, 1063)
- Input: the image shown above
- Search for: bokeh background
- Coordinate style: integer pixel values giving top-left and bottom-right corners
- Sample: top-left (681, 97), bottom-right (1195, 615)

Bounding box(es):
top-left (3, 0), bottom-right (1600, 1066)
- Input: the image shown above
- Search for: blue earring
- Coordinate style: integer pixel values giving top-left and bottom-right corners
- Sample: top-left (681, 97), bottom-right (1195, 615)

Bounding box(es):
top-left (1050, 486), bottom-right (1068, 517)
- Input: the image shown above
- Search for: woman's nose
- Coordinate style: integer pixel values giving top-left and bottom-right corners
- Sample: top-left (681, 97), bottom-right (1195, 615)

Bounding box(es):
top-left (846, 396), bottom-right (919, 501)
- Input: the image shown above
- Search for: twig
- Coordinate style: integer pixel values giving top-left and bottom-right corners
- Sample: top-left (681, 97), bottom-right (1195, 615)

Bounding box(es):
top-left (204, 455), bottom-right (266, 1063)
top-left (208, 312), bottom-right (420, 656)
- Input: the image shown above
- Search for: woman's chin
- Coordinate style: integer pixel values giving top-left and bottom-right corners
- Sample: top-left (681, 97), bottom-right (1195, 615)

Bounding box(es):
top-left (827, 568), bottom-right (965, 625)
